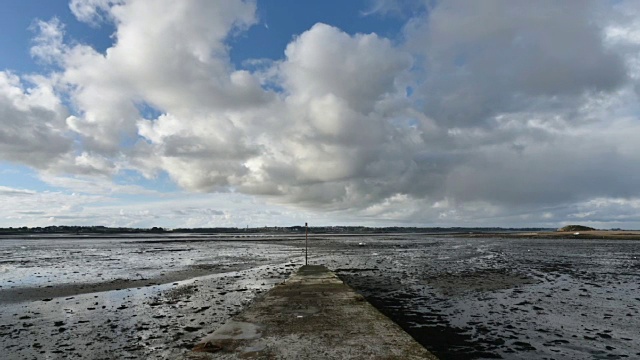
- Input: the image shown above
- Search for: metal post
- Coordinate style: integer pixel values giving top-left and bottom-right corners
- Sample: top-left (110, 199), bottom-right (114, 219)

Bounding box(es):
top-left (305, 222), bottom-right (308, 265)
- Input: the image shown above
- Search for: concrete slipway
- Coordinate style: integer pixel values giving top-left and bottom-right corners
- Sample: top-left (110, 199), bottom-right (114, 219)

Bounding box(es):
top-left (184, 265), bottom-right (438, 359)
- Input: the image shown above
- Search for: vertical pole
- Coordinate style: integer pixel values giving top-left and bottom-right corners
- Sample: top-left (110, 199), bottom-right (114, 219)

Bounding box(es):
top-left (305, 222), bottom-right (308, 266)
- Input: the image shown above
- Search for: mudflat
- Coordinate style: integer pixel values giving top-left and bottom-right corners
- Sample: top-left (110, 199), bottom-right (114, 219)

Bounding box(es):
top-left (1, 234), bottom-right (639, 359)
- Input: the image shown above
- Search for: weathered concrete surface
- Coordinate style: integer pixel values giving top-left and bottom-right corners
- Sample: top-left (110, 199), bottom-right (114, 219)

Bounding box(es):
top-left (185, 265), bottom-right (438, 359)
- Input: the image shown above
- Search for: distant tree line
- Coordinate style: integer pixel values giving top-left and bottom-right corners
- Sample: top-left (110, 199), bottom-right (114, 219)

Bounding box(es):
top-left (0, 225), bottom-right (166, 235)
top-left (0, 225), bottom-right (554, 235)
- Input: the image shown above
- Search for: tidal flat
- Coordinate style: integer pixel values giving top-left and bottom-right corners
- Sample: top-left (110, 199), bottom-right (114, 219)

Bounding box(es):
top-left (1, 234), bottom-right (639, 359)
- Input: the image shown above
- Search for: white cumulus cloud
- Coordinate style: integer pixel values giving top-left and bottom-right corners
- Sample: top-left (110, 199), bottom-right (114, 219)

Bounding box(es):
top-left (2, 0), bottom-right (640, 227)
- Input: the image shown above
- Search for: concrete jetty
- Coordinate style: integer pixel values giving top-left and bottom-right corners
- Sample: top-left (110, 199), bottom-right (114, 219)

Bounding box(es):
top-left (186, 265), bottom-right (438, 359)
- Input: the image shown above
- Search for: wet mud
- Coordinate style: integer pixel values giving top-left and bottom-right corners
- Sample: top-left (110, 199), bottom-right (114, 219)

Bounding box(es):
top-left (1, 235), bottom-right (639, 359)
top-left (0, 238), bottom-right (301, 359)
top-left (325, 237), bottom-right (640, 359)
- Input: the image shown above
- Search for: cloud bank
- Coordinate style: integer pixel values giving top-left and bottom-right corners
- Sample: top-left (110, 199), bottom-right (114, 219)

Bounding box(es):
top-left (2, 0), bottom-right (640, 227)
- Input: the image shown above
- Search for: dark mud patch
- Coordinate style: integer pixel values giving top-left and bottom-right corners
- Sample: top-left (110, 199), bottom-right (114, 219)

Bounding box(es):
top-left (163, 284), bottom-right (199, 302)
top-left (422, 269), bottom-right (538, 296)
top-left (334, 268), bottom-right (378, 273)
top-left (338, 272), bottom-right (504, 360)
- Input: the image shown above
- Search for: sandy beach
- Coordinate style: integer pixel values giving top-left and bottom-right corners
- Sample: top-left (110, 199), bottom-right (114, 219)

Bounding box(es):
top-left (463, 230), bottom-right (640, 240)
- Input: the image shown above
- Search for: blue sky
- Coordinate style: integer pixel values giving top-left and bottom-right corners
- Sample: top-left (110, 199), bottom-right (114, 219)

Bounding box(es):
top-left (2, 0), bottom-right (640, 229)
top-left (1, 1), bottom-right (407, 73)
top-left (230, 0), bottom-right (408, 65)
top-left (1, 1), bottom-right (111, 72)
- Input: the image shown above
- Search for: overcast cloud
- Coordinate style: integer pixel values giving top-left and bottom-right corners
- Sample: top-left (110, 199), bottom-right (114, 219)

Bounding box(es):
top-left (2, 0), bottom-right (640, 227)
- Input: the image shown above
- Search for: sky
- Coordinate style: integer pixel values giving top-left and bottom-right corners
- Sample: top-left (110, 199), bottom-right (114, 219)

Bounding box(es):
top-left (1, 0), bottom-right (640, 229)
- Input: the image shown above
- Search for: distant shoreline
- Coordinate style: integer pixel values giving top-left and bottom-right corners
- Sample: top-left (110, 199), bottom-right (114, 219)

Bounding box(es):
top-left (455, 230), bottom-right (640, 240)
top-left (0, 225), bottom-right (556, 236)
